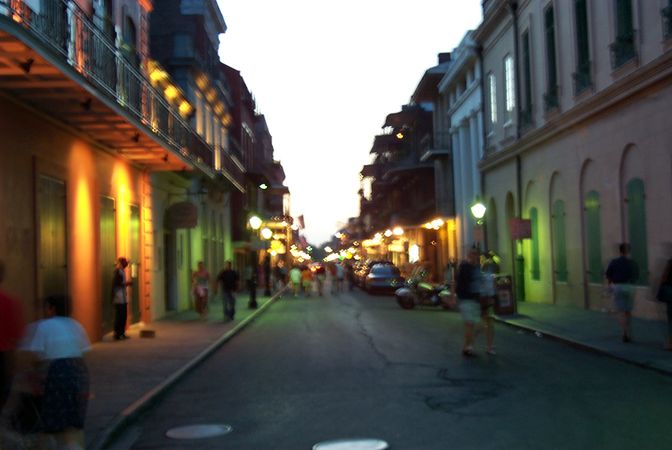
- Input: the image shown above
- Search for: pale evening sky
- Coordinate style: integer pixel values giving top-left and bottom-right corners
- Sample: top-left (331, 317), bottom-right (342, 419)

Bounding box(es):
top-left (217, 1), bottom-right (483, 245)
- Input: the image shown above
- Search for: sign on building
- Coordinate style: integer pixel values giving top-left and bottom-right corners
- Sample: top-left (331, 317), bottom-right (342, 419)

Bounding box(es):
top-left (509, 218), bottom-right (532, 240)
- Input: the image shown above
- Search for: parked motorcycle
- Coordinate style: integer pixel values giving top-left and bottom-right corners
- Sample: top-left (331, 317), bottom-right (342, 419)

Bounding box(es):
top-left (395, 272), bottom-right (455, 310)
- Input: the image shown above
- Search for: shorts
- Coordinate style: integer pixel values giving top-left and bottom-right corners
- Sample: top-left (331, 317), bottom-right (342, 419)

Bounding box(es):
top-left (459, 299), bottom-right (481, 324)
top-left (612, 284), bottom-right (634, 312)
top-left (480, 296), bottom-right (494, 316)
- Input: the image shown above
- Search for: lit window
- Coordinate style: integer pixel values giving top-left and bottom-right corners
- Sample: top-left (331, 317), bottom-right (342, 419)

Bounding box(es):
top-left (504, 55), bottom-right (515, 118)
top-left (489, 73), bottom-right (497, 124)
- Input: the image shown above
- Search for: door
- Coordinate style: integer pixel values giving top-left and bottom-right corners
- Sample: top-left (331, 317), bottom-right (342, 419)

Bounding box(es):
top-left (164, 231), bottom-right (177, 311)
top-left (100, 196), bottom-right (116, 334)
top-left (37, 175), bottom-right (68, 310)
top-left (130, 204), bottom-right (141, 323)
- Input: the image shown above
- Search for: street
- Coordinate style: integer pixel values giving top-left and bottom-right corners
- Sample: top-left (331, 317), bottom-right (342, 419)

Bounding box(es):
top-left (117, 287), bottom-right (672, 450)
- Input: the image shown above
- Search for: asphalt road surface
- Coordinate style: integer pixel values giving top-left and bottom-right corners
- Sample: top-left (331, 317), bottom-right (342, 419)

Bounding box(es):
top-left (118, 287), bottom-right (672, 450)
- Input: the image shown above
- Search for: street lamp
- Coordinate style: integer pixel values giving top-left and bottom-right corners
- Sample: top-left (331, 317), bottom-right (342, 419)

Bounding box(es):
top-left (470, 201), bottom-right (487, 225)
top-left (260, 227), bottom-right (273, 240)
top-left (247, 215), bottom-right (263, 309)
top-left (470, 199), bottom-right (487, 250)
top-left (249, 215), bottom-right (262, 230)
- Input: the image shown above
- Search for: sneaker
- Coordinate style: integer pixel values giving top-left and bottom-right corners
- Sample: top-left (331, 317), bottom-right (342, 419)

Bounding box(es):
top-left (486, 348), bottom-right (497, 355)
top-left (462, 347), bottom-right (475, 357)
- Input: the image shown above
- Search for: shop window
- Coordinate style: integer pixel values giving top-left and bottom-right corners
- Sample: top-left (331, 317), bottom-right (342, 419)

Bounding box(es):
top-left (585, 191), bottom-right (603, 284)
top-left (552, 200), bottom-right (568, 282)
top-left (626, 178), bottom-right (648, 285)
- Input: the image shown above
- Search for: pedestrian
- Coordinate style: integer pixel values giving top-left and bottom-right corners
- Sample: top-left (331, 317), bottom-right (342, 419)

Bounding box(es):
top-left (289, 265), bottom-right (302, 297)
top-left (273, 261), bottom-right (286, 292)
top-left (656, 258), bottom-right (672, 350)
top-left (335, 263), bottom-right (345, 294)
top-left (346, 263), bottom-right (355, 291)
top-left (315, 264), bottom-right (326, 296)
top-left (191, 261), bottom-right (210, 319)
top-left (0, 259), bottom-right (25, 415)
top-left (455, 247), bottom-right (485, 357)
top-left (245, 263), bottom-right (258, 308)
top-left (301, 266), bottom-right (313, 297)
top-left (479, 251), bottom-right (500, 355)
top-left (215, 261), bottom-right (239, 321)
top-left (20, 294), bottom-right (91, 449)
top-left (605, 243), bottom-right (639, 343)
top-left (111, 257), bottom-right (132, 340)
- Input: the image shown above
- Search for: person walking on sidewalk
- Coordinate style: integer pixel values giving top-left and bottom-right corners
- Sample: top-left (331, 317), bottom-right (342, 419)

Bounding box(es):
top-left (215, 261), bottom-right (239, 321)
top-left (111, 257), bottom-right (132, 341)
top-left (20, 294), bottom-right (91, 450)
top-left (479, 251), bottom-right (500, 355)
top-left (289, 265), bottom-right (302, 297)
top-left (455, 248), bottom-right (485, 357)
top-left (191, 261), bottom-right (210, 319)
top-left (656, 258), bottom-right (672, 350)
top-left (0, 259), bottom-right (25, 415)
top-left (606, 243), bottom-right (639, 343)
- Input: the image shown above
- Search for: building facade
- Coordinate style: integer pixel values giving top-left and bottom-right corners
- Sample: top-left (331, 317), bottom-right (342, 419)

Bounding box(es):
top-left (477, 0), bottom-right (672, 320)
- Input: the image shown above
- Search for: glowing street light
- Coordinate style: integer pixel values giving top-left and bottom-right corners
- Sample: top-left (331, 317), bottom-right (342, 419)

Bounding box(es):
top-left (384, 229), bottom-right (393, 237)
top-left (260, 227), bottom-right (273, 240)
top-left (325, 246), bottom-right (333, 253)
top-left (393, 226), bottom-right (404, 236)
top-left (471, 201), bottom-right (487, 224)
top-left (259, 183), bottom-right (268, 190)
top-left (248, 215), bottom-right (262, 230)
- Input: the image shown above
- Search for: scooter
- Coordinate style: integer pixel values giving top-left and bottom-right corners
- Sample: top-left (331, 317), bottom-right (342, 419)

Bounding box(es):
top-left (395, 276), bottom-right (455, 310)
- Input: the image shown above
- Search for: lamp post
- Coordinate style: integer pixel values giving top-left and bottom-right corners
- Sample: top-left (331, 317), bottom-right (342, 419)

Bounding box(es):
top-left (248, 215), bottom-right (262, 309)
top-left (470, 200), bottom-right (487, 250)
top-left (260, 227), bottom-right (272, 296)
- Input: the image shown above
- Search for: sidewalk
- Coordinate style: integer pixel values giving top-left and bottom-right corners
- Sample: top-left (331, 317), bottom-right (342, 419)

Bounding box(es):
top-left (85, 291), bottom-right (282, 450)
top-left (494, 302), bottom-right (672, 375)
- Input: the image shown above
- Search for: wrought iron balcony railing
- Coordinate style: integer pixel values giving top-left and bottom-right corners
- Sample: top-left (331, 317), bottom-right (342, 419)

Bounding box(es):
top-left (572, 61), bottom-right (592, 96)
top-left (0, 0), bottom-right (214, 172)
top-left (543, 85), bottom-right (559, 112)
top-left (610, 32), bottom-right (637, 70)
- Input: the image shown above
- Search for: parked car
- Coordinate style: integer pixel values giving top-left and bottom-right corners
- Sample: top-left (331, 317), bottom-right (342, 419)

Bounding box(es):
top-left (356, 259), bottom-right (393, 287)
top-left (364, 263), bottom-right (404, 294)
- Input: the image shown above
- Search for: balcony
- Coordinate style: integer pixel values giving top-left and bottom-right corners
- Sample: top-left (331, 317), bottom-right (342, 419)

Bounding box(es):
top-left (572, 62), bottom-right (592, 96)
top-left (420, 131), bottom-right (451, 161)
top-left (610, 32), bottom-right (637, 69)
top-left (543, 85), bottom-right (559, 112)
top-left (0, 0), bottom-right (242, 188)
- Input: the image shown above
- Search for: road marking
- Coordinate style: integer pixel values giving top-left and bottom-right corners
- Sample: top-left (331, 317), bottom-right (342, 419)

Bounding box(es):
top-left (313, 438), bottom-right (389, 450)
top-left (166, 424), bottom-right (232, 439)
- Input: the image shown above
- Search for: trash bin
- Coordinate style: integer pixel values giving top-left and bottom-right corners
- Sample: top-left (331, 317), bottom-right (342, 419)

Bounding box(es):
top-left (494, 275), bottom-right (516, 315)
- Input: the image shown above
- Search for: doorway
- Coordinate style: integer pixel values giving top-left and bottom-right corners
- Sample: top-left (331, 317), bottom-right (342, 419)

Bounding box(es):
top-left (37, 175), bottom-right (68, 313)
top-left (130, 204), bottom-right (140, 323)
top-left (164, 230), bottom-right (177, 311)
top-left (100, 196), bottom-right (116, 334)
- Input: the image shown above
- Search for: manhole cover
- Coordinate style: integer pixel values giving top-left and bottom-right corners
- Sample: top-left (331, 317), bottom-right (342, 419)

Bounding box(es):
top-left (313, 439), bottom-right (389, 450)
top-left (166, 424), bottom-right (232, 439)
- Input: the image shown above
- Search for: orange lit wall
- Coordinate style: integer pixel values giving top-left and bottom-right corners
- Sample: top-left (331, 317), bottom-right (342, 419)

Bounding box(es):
top-left (68, 144), bottom-right (97, 337)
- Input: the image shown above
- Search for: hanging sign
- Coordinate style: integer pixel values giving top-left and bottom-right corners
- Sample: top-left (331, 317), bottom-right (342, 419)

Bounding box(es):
top-left (509, 218), bottom-right (532, 240)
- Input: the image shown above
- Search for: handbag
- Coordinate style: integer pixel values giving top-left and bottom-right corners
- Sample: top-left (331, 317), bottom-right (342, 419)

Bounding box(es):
top-left (656, 283), bottom-right (672, 303)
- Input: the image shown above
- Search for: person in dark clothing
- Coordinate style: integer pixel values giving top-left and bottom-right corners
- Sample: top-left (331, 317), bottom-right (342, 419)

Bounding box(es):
top-left (215, 261), bottom-right (239, 321)
top-left (112, 257), bottom-right (132, 340)
top-left (605, 243), bottom-right (639, 342)
top-left (0, 260), bottom-right (25, 415)
top-left (455, 248), bottom-right (484, 357)
top-left (656, 258), bottom-right (672, 351)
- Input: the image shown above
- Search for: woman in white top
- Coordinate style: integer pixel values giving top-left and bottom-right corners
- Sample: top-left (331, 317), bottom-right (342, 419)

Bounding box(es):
top-left (21, 294), bottom-right (91, 449)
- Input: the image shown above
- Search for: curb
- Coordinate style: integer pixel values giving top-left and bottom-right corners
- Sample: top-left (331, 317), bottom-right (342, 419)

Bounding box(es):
top-left (493, 316), bottom-right (672, 377)
top-left (88, 289), bottom-right (286, 450)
